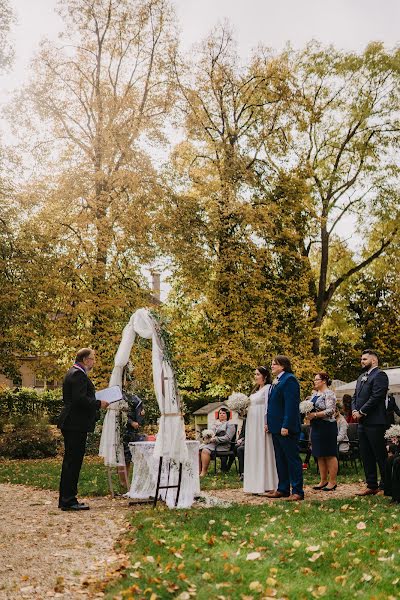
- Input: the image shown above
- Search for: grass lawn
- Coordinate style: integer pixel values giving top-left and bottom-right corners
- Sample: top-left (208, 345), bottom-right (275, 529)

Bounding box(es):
top-left (0, 456), bottom-right (398, 598)
top-left (0, 455), bottom-right (363, 494)
top-left (0, 456), bottom-right (111, 496)
top-left (107, 497), bottom-right (399, 600)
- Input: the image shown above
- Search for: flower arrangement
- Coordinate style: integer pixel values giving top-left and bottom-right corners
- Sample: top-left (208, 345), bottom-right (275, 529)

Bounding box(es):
top-left (384, 424), bottom-right (400, 441)
top-left (226, 392), bottom-right (250, 417)
top-left (299, 400), bottom-right (314, 415)
top-left (201, 428), bottom-right (214, 443)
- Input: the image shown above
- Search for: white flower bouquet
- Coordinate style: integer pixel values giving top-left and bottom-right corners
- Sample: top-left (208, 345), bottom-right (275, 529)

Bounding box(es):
top-left (201, 428), bottom-right (214, 443)
top-left (384, 424), bottom-right (400, 441)
top-left (299, 400), bottom-right (314, 415)
top-left (227, 392), bottom-right (250, 417)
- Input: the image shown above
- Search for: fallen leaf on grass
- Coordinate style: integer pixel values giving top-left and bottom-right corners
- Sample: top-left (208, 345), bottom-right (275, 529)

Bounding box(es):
top-left (356, 522), bottom-right (366, 530)
top-left (361, 574), bottom-right (372, 582)
top-left (246, 552), bottom-right (261, 561)
top-left (309, 552), bottom-right (324, 562)
top-left (306, 545), bottom-right (320, 552)
top-left (249, 581), bottom-right (263, 592)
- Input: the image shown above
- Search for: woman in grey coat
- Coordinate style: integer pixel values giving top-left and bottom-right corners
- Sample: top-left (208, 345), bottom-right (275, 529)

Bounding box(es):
top-left (199, 407), bottom-right (236, 477)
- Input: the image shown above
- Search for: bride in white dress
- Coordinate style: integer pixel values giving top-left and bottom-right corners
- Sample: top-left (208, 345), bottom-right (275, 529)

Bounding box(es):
top-left (244, 366), bottom-right (278, 494)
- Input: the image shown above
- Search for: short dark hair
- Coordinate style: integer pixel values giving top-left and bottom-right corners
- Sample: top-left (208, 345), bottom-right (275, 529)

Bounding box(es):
top-left (362, 349), bottom-right (378, 359)
top-left (76, 348), bottom-right (94, 362)
top-left (273, 355), bottom-right (293, 373)
top-left (218, 407), bottom-right (230, 420)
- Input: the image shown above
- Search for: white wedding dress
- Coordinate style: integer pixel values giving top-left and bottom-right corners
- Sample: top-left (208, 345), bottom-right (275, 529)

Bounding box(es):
top-left (243, 385), bottom-right (278, 494)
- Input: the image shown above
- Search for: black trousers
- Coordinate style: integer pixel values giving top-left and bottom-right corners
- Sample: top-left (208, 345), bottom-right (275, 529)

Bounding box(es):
top-left (384, 454), bottom-right (400, 501)
top-left (59, 429), bottom-right (88, 507)
top-left (358, 424), bottom-right (387, 489)
top-left (236, 445), bottom-right (245, 475)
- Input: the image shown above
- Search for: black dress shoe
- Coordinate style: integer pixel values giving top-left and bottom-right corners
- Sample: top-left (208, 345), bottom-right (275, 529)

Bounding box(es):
top-left (321, 484), bottom-right (337, 491)
top-left (60, 503), bottom-right (90, 511)
top-left (313, 483), bottom-right (328, 490)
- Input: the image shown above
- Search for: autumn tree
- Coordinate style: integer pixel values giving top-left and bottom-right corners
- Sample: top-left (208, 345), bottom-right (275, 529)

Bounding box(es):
top-left (13, 0), bottom-right (176, 382)
top-left (286, 42), bottom-right (400, 354)
top-left (0, 0), bottom-right (19, 378)
top-left (159, 28), bottom-right (316, 399)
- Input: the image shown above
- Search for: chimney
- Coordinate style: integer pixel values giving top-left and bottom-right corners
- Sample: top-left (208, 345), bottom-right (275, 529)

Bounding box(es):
top-left (151, 271), bottom-right (161, 302)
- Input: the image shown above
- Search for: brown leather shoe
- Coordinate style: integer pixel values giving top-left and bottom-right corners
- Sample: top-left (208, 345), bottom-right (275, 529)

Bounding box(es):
top-left (265, 490), bottom-right (289, 498)
top-left (355, 488), bottom-right (378, 496)
top-left (287, 494), bottom-right (304, 501)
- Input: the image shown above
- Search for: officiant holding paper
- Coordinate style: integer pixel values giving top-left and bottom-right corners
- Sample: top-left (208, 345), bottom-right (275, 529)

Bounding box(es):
top-left (58, 348), bottom-right (109, 511)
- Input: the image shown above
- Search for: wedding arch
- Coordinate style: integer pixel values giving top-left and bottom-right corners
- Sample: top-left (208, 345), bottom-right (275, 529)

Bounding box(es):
top-left (99, 308), bottom-right (188, 472)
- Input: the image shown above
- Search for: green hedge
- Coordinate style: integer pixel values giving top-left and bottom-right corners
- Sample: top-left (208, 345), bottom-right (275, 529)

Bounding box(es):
top-left (0, 388), bottom-right (63, 424)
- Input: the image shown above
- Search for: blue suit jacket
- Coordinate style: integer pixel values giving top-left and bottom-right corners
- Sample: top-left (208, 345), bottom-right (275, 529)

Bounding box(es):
top-left (267, 371), bottom-right (301, 435)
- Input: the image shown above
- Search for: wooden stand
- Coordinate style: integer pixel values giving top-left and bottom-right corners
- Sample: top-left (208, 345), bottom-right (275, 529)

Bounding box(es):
top-left (153, 456), bottom-right (183, 508)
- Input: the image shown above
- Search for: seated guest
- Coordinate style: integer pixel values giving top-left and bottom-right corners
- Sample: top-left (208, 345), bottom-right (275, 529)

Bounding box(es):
top-left (384, 436), bottom-right (400, 504)
top-left (343, 394), bottom-right (356, 423)
top-left (335, 405), bottom-right (350, 453)
top-left (199, 407), bottom-right (236, 477)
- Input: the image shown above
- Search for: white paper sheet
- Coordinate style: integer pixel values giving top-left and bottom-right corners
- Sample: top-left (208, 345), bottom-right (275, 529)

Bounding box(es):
top-left (95, 385), bottom-right (122, 403)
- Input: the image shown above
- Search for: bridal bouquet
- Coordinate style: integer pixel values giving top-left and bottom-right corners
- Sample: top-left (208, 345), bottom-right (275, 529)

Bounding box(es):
top-left (384, 424), bottom-right (400, 441)
top-left (201, 428), bottom-right (214, 443)
top-left (299, 400), bottom-right (314, 415)
top-left (227, 392), bottom-right (250, 417)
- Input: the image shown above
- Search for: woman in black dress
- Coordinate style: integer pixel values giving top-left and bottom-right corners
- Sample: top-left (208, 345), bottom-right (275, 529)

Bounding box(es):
top-left (307, 371), bottom-right (338, 491)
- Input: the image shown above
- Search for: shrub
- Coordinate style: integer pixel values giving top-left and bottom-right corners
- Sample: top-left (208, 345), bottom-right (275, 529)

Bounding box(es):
top-left (0, 416), bottom-right (60, 459)
top-left (0, 388), bottom-right (63, 424)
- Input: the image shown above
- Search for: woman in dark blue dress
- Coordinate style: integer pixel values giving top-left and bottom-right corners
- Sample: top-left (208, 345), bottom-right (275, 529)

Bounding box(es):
top-left (307, 371), bottom-right (338, 491)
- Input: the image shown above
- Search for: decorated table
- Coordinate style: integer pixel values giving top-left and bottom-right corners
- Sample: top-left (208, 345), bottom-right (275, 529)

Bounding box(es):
top-left (127, 440), bottom-right (200, 508)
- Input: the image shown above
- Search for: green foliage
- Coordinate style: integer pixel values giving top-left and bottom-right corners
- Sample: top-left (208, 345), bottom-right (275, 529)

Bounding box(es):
top-left (321, 335), bottom-right (361, 382)
top-left (0, 416), bottom-right (59, 458)
top-left (0, 387), bottom-right (63, 424)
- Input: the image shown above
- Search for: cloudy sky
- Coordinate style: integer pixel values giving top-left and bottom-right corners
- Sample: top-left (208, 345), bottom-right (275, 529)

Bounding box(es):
top-left (1, 0), bottom-right (399, 97)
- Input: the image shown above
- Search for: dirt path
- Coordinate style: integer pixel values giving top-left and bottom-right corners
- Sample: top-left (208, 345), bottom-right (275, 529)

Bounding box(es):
top-left (206, 482), bottom-right (368, 505)
top-left (0, 484), bottom-right (130, 599)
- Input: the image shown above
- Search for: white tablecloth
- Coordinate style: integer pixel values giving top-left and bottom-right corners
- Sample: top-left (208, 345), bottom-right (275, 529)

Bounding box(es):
top-left (127, 441), bottom-right (200, 509)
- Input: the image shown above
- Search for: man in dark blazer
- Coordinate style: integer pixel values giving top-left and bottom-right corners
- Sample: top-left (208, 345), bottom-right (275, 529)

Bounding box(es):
top-left (58, 348), bottom-right (108, 511)
top-left (266, 355), bottom-right (304, 501)
top-left (386, 393), bottom-right (400, 425)
top-left (352, 349), bottom-right (389, 496)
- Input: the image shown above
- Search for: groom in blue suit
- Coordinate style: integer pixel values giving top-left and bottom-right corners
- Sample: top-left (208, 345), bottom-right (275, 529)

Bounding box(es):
top-left (266, 355), bottom-right (304, 501)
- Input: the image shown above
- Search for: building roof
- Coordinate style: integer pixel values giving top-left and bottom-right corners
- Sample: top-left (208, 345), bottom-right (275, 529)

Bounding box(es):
top-left (193, 401), bottom-right (229, 415)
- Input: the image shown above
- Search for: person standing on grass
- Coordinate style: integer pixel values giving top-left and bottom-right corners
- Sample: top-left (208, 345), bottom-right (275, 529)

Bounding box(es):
top-left (266, 355), bottom-right (304, 501)
top-left (58, 348), bottom-right (109, 511)
top-left (307, 372), bottom-right (338, 492)
top-left (352, 349), bottom-right (389, 496)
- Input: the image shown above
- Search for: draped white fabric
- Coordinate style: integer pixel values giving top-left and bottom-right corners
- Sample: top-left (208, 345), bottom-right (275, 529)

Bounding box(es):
top-left (127, 441), bottom-right (200, 509)
top-left (98, 317), bottom-right (136, 467)
top-left (99, 308), bottom-right (188, 468)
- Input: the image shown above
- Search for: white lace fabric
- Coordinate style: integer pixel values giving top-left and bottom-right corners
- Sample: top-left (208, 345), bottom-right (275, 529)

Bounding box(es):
top-left (127, 441), bottom-right (200, 508)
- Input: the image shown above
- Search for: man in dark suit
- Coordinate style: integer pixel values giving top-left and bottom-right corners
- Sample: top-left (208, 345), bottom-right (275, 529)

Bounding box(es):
top-left (266, 355), bottom-right (304, 501)
top-left (352, 349), bottom-right (389, 496)
top-left (386, 393), bottom-right (400, 425)
top-left (58, 348), bottom-right (108, 511)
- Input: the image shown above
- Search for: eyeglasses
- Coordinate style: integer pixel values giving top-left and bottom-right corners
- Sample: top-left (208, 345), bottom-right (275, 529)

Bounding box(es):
top-left (313, 378), bottom-right (322, 382)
